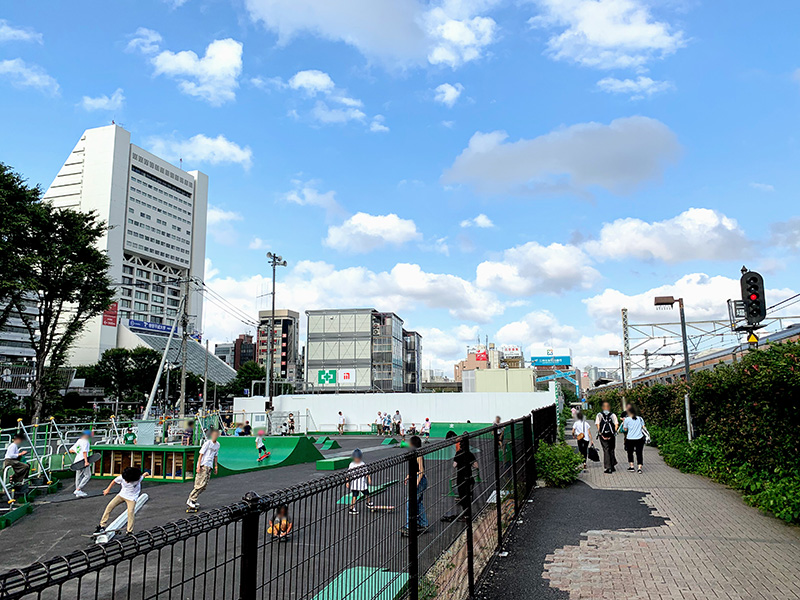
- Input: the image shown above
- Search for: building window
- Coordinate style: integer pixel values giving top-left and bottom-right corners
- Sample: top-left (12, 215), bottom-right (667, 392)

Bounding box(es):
top-left (152, 295), bottom-right (164, 304)
top-left (135, 269), bottom-right (150, 279)
top-left (134, 302), bottom-right (148, 311)
top-left (120, 299), bottom-right (131, 308)
top-left (167, 298), bottom-right (180, 307)
top-left (121, 288), bottom-right (132, 297)
top-left (122, 265), bottom-right (133, 275)
top-left (135, 291), bottom-right (148, 301)
top-left (121, 276), bottom-right (133, 285)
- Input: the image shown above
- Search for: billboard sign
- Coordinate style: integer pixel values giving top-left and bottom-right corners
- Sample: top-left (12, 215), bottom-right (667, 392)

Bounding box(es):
top-left (102, 302), bottom-right (118, 327)
top-left (500, 345), bottom-right (522, 358)
top-left (530, 355), bottom-right (572, 366)
top-left (317, 369), bottom-right (356, 385)
top-left (128, 319), bottom-right (176, 335)
top-left (475, 350), bottom-right (488, 361)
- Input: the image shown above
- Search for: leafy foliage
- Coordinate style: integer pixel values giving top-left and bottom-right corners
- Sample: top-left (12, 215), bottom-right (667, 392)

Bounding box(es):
top-left (535, 442), bottom-right (583, 488)
top-left (591, 342), bottom-right (800, 523)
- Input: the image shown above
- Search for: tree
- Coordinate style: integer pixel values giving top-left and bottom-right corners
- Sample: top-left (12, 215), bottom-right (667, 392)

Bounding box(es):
top-left (6, 172), bottom-right (115, 421)
top-left (225, 360), bottom-right (265, 397)
top-left (95, 348), bottom-right (133, 410)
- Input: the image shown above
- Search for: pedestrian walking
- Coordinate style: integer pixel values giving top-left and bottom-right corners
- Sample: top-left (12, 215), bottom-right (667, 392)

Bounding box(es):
top-left (595, 401), bottom-right (619, 474)
top-left (571, 411), bottom-right (593, 471)
top-left (337, 412), bottom-right (345, 435)
top-left (3, 432), bottom-right (29, 485)
top-left (453, 435), bottom-right (478, 522)
top-left (622, 406), bottom-right (647, 473)
top-left (70, 430), bottom-right (93, 497)
top-left (186, 428), bottom-right (220, 511)
top-left (401, 436), bottom-right (428, 535)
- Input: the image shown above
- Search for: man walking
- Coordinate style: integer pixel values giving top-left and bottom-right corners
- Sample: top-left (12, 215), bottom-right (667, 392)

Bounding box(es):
top-left (595, 401), bottom-right (619, 474)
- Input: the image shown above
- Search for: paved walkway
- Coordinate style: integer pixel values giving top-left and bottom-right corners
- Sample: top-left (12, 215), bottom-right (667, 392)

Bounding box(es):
top-left (479, 430), bottom-right (800, 600)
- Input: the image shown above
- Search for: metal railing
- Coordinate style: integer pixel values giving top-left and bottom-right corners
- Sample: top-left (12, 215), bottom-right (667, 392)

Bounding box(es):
top-left (0, 405), bottom-right (557, 600)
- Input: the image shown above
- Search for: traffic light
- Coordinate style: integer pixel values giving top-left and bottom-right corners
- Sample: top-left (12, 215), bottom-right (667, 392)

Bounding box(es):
top-left (740, 270), bottom-right (766, 325)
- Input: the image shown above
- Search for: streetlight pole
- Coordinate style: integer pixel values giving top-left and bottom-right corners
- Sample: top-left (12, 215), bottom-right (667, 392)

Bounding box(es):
top-left (266, 252), bottom-right (287, 409)
top-left (654, 295), bottom-right (694, 441)
top-left (608, 350), bottom-right (625, 415)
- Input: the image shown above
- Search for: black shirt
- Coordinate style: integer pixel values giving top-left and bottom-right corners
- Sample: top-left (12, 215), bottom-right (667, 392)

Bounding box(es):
top-left (453, 450), bottom-right (477, 483)
top-left (243, 425), bottom-right (252, 436)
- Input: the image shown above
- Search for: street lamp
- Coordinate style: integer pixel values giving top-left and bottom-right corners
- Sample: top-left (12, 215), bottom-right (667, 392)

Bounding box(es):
top-left (608, 350), bottom-right (626, 416)
top-left (266, 252), bottom-right (287, 410)
top-left (654, 295), bottom-right (693, 441)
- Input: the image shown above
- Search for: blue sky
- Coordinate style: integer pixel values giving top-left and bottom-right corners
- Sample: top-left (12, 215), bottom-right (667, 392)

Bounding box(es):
top-left (2, 0), bottom-right (799, 374)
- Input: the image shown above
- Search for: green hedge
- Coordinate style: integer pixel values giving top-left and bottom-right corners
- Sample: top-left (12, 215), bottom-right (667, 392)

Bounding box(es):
top-left (535, 442), bottom-right (584, 488)
top-left (592, 342), bottom-right (800, 523)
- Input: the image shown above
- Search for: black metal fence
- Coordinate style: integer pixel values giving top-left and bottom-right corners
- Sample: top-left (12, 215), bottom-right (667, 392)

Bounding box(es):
top-left (0, 406), bottom-right (557, 600)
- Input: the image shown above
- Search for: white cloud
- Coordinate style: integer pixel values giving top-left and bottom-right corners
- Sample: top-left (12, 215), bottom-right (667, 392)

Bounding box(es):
top-left (130, 29), bottom-right (243, 105)
top-left (370, 115), bottom-right (390, 133)
top-left (442, 116), bottom-right (680, 197)
top-left (597, 76), bottom-right (673, 98)
top-left (243, 0), bottom-right (498, 68)
top-left (770, 218), bottom-right (800, 251)
top-left (0, 20), bottom-right (42, 44)
top-left (414, 324), bottom-right (481, 371)
top-left (147, 134), bottom-right (253, 169)
top-left (127, 28), bottom-right (163, 55)
top-left (207, 206), bottom-right (243, 226)
top-left (206, 206), bottom-right (243, 245)
top-left (284, 180), bottom-right (343, 215)
top-left (311, 101), bottom-right (366, 124)
top-left (79, 88), bottom-right (125, 111)
top-left (460, 213), bottom-right (494, 228)
top-left (325, 212), bottom-right (422, 253)
top-left (584, 273), bottom-right (797, 332)
top-left (529, 0), bottom-right (686, 70)
top-left (434, 82), bottom-right (464, 107)
top-left (288, 69), bottom-right (335, 94)
top-left (476, 241), bottom-right (600, 296)
top-left (248, 237), bottom-right (269, 250)
top-left (750, 182), bottom-right (775, 192)
top-left (583, 208), bottom-right (750, 263)
top-left (0, 58), bottom-right (59, 95)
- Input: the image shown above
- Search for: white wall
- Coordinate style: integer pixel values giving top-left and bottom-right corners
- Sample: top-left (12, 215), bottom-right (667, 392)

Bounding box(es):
top-left (234, 389), bottom-right (556, 431)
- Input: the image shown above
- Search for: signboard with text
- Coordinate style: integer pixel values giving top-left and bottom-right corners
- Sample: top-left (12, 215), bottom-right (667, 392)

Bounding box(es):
top-left (530, 355), bottom-right (572, 366)
top-left (102, 302), bottom-right (118, 327)
top-left (128, 319), bottom-right (176, 335)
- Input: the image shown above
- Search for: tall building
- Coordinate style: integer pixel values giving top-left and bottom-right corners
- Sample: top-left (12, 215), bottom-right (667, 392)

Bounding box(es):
top-left (214, 342), bottom-right (235, 367)
top-left (257, 310), bottom-right (301, 383)
top-left (42, 124), bottom-right (208, 366)
top-left (215, 334), bottom-right (254, 370)
top-left (305, 308), bottom-right (422, 392)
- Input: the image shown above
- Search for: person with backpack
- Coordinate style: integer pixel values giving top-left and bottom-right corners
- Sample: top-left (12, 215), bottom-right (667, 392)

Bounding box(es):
top-left (622, 406), bottom-right (648, 473)
top-left (571, 410), bottom-right (593, 471)
top-left (595, 401), bottom-right (619, 473)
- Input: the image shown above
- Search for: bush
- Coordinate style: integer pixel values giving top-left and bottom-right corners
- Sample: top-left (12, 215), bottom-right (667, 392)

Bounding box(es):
top-left (535, 442), bottom-right (583, 488)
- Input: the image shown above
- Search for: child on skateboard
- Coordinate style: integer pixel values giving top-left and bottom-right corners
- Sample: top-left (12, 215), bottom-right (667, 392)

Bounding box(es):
top-left (255, 430), bottom-right (270, 461)
top-left (3, 432), bottom-right (30, 486)
top-left (186, 428), bottom-right (220, 511)
top-left (346, 449), bottom-right (372, 514)
top-left (70, 430), bottom-right (93, 498)
top-left (95, 466), bottom-right (147, 535)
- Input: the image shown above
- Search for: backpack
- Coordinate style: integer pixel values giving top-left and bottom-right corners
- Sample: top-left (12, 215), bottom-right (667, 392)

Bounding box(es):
top-left (598, 412), bottom-right (616, 437)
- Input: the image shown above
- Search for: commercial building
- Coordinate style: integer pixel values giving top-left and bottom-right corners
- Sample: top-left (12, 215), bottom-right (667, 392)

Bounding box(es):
top-left (215, 342), bottom-right (235, 367)
top-left (257, 310), bottom-right (302, 383)
top-left (304, 309), bottom-right (422, 392)
top-left (454, 342), bottom-right (525, 382)
top-left (42, 124), bottom-right (208, 367)
top-left (215, 334), bottom-right (255, 371)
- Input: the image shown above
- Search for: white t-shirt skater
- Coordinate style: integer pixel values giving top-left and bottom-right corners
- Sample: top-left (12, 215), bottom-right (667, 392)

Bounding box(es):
top-left (338, 415), bottom-right (345, 425)
top-left (572, 420), bottom-right (591, 439)
top-left (348, 461), bottom-right (369, 491)
top-left (4, 442), bottom-right (22, 460)
top-left (623, 417), bottom-right (646, 440)
top-left (199, 440), bottom-right (220, 468)
top-left (114, 475), bottom-right (144, 501)
top-left (71, 438), bottom-right (91, 465)
top-left (255, 435), bottom-right (264, 449)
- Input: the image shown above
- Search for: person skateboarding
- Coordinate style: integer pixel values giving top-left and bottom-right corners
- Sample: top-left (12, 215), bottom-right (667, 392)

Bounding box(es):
top-left (70, 430), bottom-right (93, 498)
top-left (3, 432), bottom-right (30, 487)
top-left (255, 430), bottom-right (270, 461)
top-left (186, 428), bottom-right (220, 511)
top-left (95, 466), bottom-right (147, 536)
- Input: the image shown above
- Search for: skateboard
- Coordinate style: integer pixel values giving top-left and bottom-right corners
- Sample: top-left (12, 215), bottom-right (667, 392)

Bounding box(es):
top-left (257, 452), bottom-right (271, 462)
top-left (82, 526), bottom-right (127, 539)
top-left (69, 453), bottom-right (101, 471)
top-left (186, 505), bottom-right (200, 513)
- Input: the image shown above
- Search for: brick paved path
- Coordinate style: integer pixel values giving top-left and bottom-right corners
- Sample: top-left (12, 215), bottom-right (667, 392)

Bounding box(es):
top-left (541, 437), bottom-right (800, 600)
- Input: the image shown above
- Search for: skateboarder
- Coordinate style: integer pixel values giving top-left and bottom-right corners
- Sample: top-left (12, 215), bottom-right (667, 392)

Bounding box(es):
top-left (70, 430), bottom-right (93, 498)
top-left (346, 449), bottom-right (372, 514)
top-left (95, 466), bottom-right (147, 535)
top-left (186, 428), bottom-right (220, 511)
top-left (255, 430), bottom-right (270, 461)
top-left (3, 432), bottom-right (29, 485)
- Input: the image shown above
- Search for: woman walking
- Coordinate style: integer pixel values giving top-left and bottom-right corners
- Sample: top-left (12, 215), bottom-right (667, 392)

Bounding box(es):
top-left (571, 411), bottom-right (593, 470)
top-left (622, 406), bottom-right (646, 473)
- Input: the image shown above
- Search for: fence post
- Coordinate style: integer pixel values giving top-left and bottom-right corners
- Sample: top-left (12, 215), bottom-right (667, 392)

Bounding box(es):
top-left (239, 491), bottom-right (262, 600)
top-left (466, 490), bottom-right (475, 599)
top-left (493, 427), bottom-right (502, 550)
top-left (408, 452), bottom-right (419, 600)
top-left (510, 421), bottom-right (519, 518)
top-left (522, 416), bottom-right (534, 496)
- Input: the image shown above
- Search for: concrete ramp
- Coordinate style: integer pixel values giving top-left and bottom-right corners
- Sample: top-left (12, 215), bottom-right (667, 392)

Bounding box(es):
top-left (216, 436), bottom-right (324, 476)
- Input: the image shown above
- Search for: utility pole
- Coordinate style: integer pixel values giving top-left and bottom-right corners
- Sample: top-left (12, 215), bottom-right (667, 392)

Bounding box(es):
top-left (179, 278), bottom-right (189, 417)
top-left (266, 253), bottom-right (287, 409)
top-left (203, 338), bottom-right (209, 414)
top-left (654, 295), bottom-right (694, 441)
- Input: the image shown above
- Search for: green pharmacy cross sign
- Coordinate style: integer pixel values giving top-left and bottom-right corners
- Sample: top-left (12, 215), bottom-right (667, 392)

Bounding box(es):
top-left (318, 369), bottom-right (337, 384)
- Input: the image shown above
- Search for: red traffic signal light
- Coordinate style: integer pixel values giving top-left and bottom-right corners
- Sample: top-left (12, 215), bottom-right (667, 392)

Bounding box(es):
top-left (740, 270), bottom-right (766, 325)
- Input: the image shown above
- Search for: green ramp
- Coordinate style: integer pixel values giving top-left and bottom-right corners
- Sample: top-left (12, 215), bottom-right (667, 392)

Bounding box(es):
top-left (336, 480), bottom-right (398, 505)
top-left (316, 457), bottom-right (350, 471)
top-left (215, 436), bottom-right (323, 476)
top-left (321, 439), bottom-right (341, 450)
top-left (429, 422), bottom-right (492, 438)
top-left (311, 567), bottom-right (407, 600)
top-left (314, 436), bottom-right (329, 444)
top-left (381, 438), bottom-right (398, 445)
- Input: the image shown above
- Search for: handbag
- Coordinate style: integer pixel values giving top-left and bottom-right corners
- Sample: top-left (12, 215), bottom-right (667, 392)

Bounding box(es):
top-left (587, 445), bottom-right (600, 462)
top-left (643, 426), bottom-right (651, 444)
top-left (577, 433), bottom-right (585, 441)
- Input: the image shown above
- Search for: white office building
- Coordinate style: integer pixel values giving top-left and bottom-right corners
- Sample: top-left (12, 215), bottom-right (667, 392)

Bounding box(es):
top-left (42, 124), bottom-right (208, 367)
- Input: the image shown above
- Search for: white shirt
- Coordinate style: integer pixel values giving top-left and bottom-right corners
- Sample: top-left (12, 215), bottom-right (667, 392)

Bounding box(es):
top-left (114, 475), bottom-right (144, 501)
top-left (71, 438), bottom-right (91, 464)
top-left (421, 421), bottom-right (431, 433)
top-left (348, 461), bottom-right (368, 491)
top-left (572, 420), bottom-right (591, 438)
top-left (338, 415), bottom-right (345, 425)
top-left (4, 442), bottom-right (22, 460)
top-left (375, 416), bottom-right (382, 425)
top-left (255, 435), bottom-right (264, 447)
top-left (199, 440), bottom-right (220, 468)
top-left (595, 412), bottom-right (619, 434)
top-left (623, 416), bottom-right (645, 440)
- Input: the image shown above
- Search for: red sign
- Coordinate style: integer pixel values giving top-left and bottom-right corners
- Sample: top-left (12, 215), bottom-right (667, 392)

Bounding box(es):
top-left (102, 302), bottom-right (119, 327)
top-left (475, 350), bottom-right (488, 361)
